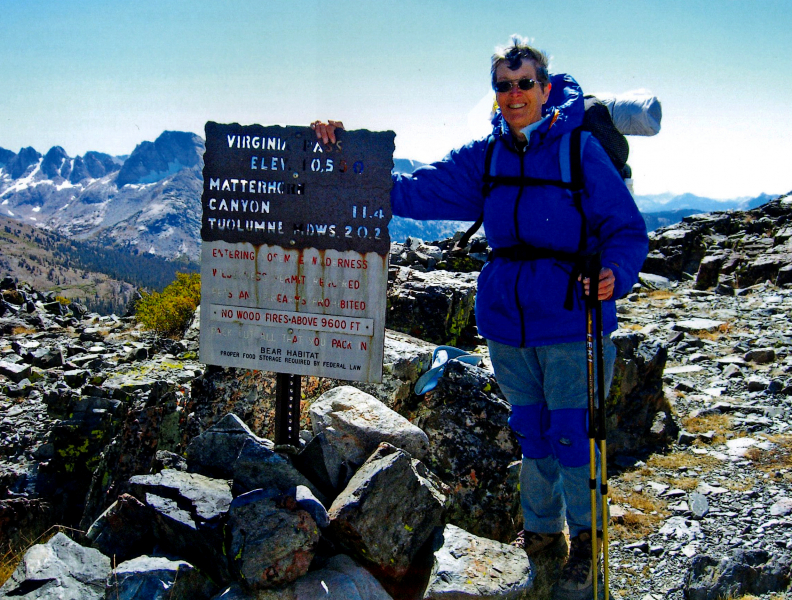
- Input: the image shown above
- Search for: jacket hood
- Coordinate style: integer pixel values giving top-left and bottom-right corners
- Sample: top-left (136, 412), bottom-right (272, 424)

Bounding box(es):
top-left (491, 73), bottom-right (584, 146)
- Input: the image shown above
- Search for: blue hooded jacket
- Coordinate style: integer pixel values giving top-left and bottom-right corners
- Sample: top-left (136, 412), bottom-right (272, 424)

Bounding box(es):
top-left (391, 74), bottom-right (648, 347)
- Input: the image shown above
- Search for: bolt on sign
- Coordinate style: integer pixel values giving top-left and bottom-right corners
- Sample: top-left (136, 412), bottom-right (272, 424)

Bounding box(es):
top-left (199, 122), bottom-right (394, 383)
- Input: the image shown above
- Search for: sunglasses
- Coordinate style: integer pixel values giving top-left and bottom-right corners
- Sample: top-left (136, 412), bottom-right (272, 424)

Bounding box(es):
top-left (493, 78), bottom-right (540, 93)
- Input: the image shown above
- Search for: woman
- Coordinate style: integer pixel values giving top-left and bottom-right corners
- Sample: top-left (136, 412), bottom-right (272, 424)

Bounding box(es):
top-left (314, 36), bottom-right (648, 600)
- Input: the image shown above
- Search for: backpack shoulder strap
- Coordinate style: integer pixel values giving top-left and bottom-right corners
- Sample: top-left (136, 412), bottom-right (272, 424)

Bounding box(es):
top-left (481, 134), bottom-right (499, 197)
top-left (455, 134), bottom-right (496, 251)
top-left (561, 128), bottom-right (592, 310)
top-left (559, 129), bottom-right (590, 190)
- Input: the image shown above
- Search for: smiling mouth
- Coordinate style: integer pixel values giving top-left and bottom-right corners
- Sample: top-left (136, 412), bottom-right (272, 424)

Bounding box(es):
top-left (508, 103), bottom-right (526, 109)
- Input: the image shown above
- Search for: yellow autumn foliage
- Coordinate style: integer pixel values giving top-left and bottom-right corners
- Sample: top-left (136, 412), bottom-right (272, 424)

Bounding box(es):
top-left (135, 272), bottom-right (201, 337)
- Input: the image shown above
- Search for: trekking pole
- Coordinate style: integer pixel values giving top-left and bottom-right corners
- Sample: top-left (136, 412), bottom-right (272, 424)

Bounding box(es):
top-left (595, 268), bottom-right (610, 600)
top-left (584, 255), bottom-right (600, 600)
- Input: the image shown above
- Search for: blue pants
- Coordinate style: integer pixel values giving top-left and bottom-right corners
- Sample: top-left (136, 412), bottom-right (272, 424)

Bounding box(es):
top-left (489, 338), bottom-right (616, 537)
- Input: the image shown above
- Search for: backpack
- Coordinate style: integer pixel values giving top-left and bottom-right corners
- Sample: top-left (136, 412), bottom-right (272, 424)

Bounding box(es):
top-left (454, 96), bottom-right (632, 251)
top-left (581, 95), bottom-right (630, 177)
top-left (601, 92), bottom-right (662, 137)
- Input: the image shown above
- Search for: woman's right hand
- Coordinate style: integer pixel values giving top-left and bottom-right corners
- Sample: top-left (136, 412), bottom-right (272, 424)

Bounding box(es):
top-left (311, 120), bottom-right (345, 145)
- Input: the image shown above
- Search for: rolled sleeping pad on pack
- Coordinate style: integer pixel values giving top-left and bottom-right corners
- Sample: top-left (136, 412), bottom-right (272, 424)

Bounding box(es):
top-left (600, 93), bottom-right (662, 137)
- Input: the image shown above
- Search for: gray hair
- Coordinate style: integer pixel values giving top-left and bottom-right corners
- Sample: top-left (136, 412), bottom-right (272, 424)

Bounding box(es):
top-left (491, 35), bottom-right (550, 88)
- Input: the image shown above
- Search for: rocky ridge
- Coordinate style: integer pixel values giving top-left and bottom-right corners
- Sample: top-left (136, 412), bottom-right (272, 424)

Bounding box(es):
top-left (0, 132), bottom-right (204, 260)
top-left (1, 196), bottom-right (792, 598)
top-left (0, 135), bottom-right (450, 263)
top-left (643, 193), bottom-right (792, 289)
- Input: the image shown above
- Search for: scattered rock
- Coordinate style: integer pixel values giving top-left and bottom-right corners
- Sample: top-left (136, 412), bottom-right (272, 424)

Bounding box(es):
top-left (3, 214), bottom-right (792, 600)
top-left (685, 550), bottom-right (792, 600)
top-left (309, 386), bottom-right (430, 490)
top-left (399, 358), bottom-right (521, 542)
top-left (328, 442), bottom-right (448, 580)
top-left (107, 555), bottom-right (217, 600)
top-left (86, 493), bottom-right (153, 563)
top-left (0, 532), bottom-right (111, 599)
top-left (769, 498), bottom-right (792, 517)
top-left (232, 437), bottom-right (325, 502)
top-left (0, 360), bottom-right (32, 383)
top-left (744, 347), bottom-right (776, 364)
top-left (386, 268), bottom-right (477, 346)
top-left (658, 516), bottom-right (704, 541)
top-left (186, 412), bottom-right (274, 478)
top-left (212, 554), bottom-right (394, 600)
top-left (673, 319), bottom-right (725, 333)
top-left (689, 492), bottom-right (710, 519)
top-left (126, 470), bottom-right (233, 583)
top-left (423, 523), bottom-right (535, 599)
top-left (227, 488), bottom-right (320, 589)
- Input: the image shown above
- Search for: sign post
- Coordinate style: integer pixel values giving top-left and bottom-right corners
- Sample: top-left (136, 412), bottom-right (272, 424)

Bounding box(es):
top-left (199, 122), bottom-right (394, 444)
top-left (274, 372), bottom-right (301, 447)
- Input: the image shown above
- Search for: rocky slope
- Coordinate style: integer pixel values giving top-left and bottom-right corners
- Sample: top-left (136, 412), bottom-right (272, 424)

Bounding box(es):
top-left (2, 196), bottom-right (792, 599)
top-left (0, 216), bottom-right (137, 315)
top-left (643, 193), bottom-right (792, 288)
top-left (0, 215), bottom-right (201, 314)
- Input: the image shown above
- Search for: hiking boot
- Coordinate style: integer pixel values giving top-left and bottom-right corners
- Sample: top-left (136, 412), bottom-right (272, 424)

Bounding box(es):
top-left (552, 531), bottom-right (602, 600)
top-left (511, 530), bottom-right (567, 558)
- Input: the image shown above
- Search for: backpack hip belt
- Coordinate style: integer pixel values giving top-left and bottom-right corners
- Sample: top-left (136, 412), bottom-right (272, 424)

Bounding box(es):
top-left (487, 244), bottom-right (592, 311)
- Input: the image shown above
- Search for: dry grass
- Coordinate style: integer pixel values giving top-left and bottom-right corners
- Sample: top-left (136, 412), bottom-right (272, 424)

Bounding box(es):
top-left (609, 489), bottom-right (669, 540)
top-left (11, 326), bottom-right (36, 336)
top-left (744, 434), bottom-right (792, 472)
top-left (0, 549), bottom-right (16, 587)
top-left (670, 476), bottom-right (700, 491)
top-left (682, 413), bottom-right (732, 434)
top-left (723, 478), bottom-right (755, 492)
top-left (617, 464), bottom-right (654, 486)
top-left (645, 290), bottom-right (676, 300)
top-left (689, 322), bottom-right (731, 341)
top-left (617, 466), bottom-right (700, 492)
top-left (645, 451), bottom-right (719, 471)
top-left (693, 330), bottom-right (722, 341)
top-left (612, 562), bottom-right (654, 597)
top-left (682, 413), bottom-right (734, 446)
top-left (605, 443), bottom-right (728, 543)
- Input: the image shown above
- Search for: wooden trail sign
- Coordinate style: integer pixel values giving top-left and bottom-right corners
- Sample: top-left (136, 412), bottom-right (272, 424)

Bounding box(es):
top-left (199, 123), bottom-right (394, 384)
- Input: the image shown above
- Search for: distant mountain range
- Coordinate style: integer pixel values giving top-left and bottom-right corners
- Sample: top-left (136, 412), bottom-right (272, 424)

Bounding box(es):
top-left (0, 131), bottom-right (204, 261)
top-left (0, 131), bottom-right (786, 265)
top-left (633, 192), bottom-right (780, 214)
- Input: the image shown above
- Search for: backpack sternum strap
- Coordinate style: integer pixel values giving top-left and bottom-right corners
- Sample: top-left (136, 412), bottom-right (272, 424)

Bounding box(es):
top-left (489, 244), bottom-right (579, 263)
top-left (482, 174), bottom-right (578, 190)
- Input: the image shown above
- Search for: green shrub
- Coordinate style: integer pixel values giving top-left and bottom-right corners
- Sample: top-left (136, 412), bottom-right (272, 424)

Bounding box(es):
top-left (135, 273), bottom-right (201, 337)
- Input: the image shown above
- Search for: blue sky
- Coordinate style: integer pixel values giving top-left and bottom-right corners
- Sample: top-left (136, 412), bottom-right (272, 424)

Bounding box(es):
top-left (2, 0), bottom-right (790, 199)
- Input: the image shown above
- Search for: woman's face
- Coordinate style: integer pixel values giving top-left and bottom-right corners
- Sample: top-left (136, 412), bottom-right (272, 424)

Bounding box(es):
top-left (494, 60), bottom-right (551, 137)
